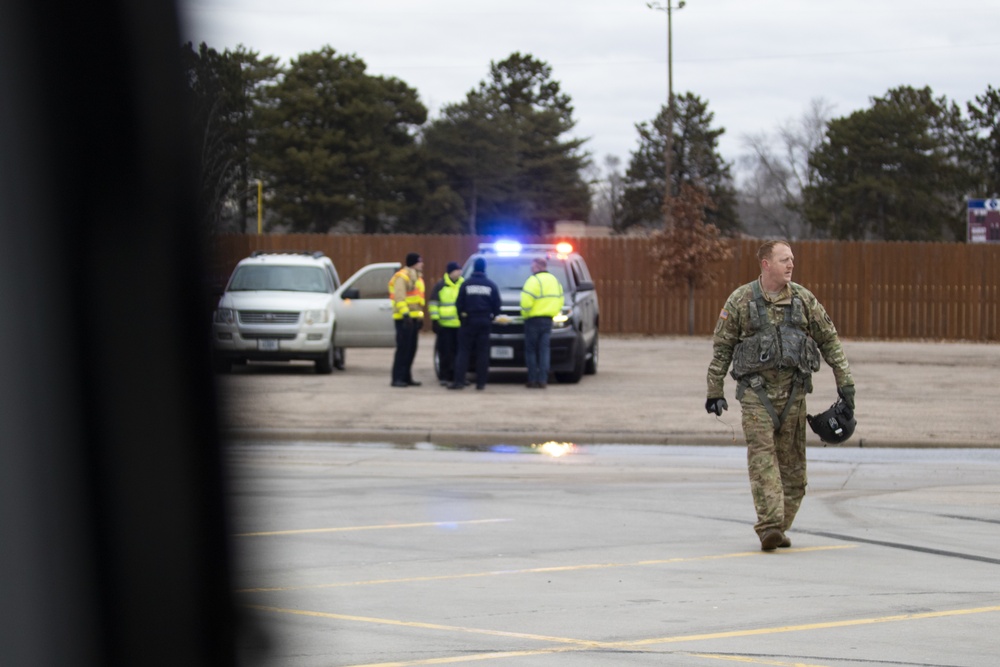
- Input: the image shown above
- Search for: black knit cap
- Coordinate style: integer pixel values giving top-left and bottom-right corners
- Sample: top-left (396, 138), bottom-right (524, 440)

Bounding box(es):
top-left (446, 261), bottom-right (461, 273)
top-left (405, 252), bottom-right (421, 267)
top-left (473, 257), bottom-right (486, 272)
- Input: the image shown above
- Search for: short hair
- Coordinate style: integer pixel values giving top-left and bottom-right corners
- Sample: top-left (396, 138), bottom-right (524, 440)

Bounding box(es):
top-left (757, 240), bottom-right (791, 264)
top-left (532, 257), bottom-right (547, 269)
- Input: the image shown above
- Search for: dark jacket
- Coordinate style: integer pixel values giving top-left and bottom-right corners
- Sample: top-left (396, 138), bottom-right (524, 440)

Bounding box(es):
top-left (456, 271), bottom-right (501, 323)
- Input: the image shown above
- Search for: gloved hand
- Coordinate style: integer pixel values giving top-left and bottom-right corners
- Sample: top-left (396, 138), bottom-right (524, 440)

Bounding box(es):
top-left (838, 384), bottom-right (856, 410)
top-left (705, 397), bottom-right (728, 416)
top-left (414, 318), bottom-right (424, 331)
top-left (400, 317), bottom-right (415, 330)
top-left (432, 321), bottom-right (441, 334)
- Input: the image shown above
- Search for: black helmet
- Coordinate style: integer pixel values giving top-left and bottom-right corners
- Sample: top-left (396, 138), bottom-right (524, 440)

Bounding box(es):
top-left (807, 398), bottom-right (856, 444)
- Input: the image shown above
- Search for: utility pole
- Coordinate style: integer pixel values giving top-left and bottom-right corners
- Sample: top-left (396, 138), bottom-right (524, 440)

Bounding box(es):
top-left (647, 0), bottom-right (685, 228)
top-left (257, 179), bottom-right (263, 234)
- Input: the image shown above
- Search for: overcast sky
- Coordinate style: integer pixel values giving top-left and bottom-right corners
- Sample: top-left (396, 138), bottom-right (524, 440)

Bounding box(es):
top-left (179, 0), bottom-right (999, 181)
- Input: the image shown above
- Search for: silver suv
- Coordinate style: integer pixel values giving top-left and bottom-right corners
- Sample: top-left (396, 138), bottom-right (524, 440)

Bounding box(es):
top-left (461, 241), bottom-right (599, 383)
top-left (212, 251), bottom-right (343, 373)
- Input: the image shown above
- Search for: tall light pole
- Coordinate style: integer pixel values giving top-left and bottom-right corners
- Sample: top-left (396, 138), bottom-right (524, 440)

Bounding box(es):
top-left (647, 0), bottom-right (684, 228)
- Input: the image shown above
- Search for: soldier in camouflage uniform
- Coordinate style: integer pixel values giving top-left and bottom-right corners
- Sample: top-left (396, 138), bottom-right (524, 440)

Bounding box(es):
top-left (705, 241), bottom-right (855, 551)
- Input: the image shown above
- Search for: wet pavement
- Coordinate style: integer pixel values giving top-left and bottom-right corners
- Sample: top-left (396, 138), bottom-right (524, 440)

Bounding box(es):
top-left (226, 442), bottom-right (1000, 667)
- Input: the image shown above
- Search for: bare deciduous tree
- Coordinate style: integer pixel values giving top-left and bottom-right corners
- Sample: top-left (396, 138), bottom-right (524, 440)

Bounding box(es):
top-left (587, 154), bottom-right (625, 231)
top-left (739, 97), bottom-right (833, 239)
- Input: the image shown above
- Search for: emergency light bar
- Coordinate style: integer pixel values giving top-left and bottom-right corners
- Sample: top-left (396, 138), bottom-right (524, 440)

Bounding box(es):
top-left (478, 241), bottom-right (575, 257)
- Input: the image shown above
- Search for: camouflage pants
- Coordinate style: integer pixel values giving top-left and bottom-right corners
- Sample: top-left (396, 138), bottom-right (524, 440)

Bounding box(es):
top-left (739, 384), bottom-right (808, 537)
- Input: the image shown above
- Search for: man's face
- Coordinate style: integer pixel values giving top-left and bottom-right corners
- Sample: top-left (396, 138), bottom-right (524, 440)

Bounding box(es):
top-left (762, 243), bottom-right (794, 288)
top-left (448, 269), bottom-right (462, 281)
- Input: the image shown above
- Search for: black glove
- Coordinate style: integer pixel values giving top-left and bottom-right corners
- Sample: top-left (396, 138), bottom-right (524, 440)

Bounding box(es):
top-left (414, 318), bottom-right (424, 331)
top-left (705, 397), bottom-right (728, 416)
top-left (432, 321), bottom-right (441, 334)
top-left (838, 384), bottom-right (856, 410)
top-left (400, 317), bottom-right (414, 330)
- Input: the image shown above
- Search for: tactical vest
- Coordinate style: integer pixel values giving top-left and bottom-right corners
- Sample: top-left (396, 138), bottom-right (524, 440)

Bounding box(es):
top-left (730, 282), bottom-right (821, 380)
top-left (730, 282), bottom-right (821, 429)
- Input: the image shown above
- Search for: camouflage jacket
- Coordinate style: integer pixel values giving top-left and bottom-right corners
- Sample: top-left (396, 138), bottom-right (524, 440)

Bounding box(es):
top-left (707, 278), bottom-right (853, 399)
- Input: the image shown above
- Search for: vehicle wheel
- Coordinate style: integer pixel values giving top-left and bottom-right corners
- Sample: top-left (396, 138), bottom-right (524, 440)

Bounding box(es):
top-left (555, 348), bottom-right (585, 384)
top-left (584, 332), bottom-right (599, 375)
top-left (315, 345), bottom-right (335, 374)
top-left (334, 347), bottom-right (346, 370)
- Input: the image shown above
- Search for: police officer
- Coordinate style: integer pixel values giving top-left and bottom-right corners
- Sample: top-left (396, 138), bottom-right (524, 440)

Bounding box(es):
top-left (705, 240), bottom-right (856, 551)
top-left (520, 257), bottom-right (565, 388)
top-left (449, 257), bottom-right (500, 390)
top-left (428, 261), bottom-right (464, 386)
top-left (389, 252), bottom-right (425, 387)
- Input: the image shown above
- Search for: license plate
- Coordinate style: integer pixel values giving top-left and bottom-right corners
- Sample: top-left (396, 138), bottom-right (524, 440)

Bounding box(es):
top-left (258, 338), bottom-right (279, 351)
top-left (490, 346), bottom-right (514, 360)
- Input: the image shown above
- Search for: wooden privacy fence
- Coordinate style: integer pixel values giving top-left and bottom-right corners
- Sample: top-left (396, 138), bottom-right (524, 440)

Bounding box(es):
top-left (209, 234), bottom-right (1000, 341)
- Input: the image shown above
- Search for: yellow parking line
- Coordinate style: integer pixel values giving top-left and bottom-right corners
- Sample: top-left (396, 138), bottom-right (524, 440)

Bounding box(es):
top-left (234, 518), bottom-right (511, 538)
top-left (685, 654), bottom-right (830, 666)
top-left (247, 605), bottom-right (603, 648)
top-left (615, 605), bottom-right (1000, 648)
top-left (251, 603), bottom-right (1000, 667)
top-left (237, 545), bottom-right (857, 593)
top-left (340, 647), bottom-right (582, 667)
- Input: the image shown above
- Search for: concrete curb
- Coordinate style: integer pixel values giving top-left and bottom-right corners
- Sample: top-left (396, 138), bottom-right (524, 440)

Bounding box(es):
top-left (221, 427), bottom-right (995, 449)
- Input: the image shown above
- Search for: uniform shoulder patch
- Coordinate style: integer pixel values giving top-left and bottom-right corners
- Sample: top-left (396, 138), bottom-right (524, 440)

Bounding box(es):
top-left (719, 308), bottom-right (729, 320)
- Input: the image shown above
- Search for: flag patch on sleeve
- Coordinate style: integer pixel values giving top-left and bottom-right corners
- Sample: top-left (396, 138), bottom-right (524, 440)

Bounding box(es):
top-left (719, 309), bottom-right (729, 320)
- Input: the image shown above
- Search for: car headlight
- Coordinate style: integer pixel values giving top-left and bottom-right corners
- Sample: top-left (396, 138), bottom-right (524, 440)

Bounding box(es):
top-left (304, 309), bottom-right (330, 325)
top-left (552, 308), bottom-right (572, 329)
top-left (214, 307), bottom-right (235, 325)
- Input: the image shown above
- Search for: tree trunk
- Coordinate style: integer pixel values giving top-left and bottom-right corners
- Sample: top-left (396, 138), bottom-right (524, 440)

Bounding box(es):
top-left (468, 182), bottom-right (478, 235)
top-left (687, 278), bottom-right (695, 336)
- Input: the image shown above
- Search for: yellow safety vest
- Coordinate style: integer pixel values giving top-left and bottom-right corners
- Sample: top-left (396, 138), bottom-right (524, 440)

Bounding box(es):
top-left (429, 275), bottom-right (463, 328)
top-left (520, 271), bottom-right (564, 319)
top-left (389, 268), bottom-right (425, 320)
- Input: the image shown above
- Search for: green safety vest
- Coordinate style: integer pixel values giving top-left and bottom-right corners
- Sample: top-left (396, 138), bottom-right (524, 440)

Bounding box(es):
top-left (429, 275), bottom-right (463, 328)
top-left (520, 271), bottom-right (564, 319)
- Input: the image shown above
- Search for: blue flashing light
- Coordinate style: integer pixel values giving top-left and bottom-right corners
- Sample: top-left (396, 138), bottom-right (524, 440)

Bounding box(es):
top-left (493, 239), bottom-right (522, 256)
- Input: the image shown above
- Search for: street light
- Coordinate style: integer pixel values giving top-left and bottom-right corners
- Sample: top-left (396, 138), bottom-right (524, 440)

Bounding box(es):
top-left (647, 0), bottom-right (685, 228)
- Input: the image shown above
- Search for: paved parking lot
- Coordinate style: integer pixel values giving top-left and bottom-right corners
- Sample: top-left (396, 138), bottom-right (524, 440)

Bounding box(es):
top-left (217, 336), bottom-right (1000, 448)
top-left (226, 442), bottom-right (1000, 667)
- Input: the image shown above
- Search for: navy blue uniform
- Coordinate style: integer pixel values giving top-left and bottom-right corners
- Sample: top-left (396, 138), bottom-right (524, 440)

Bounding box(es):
top-left (451, 270), bottom-right (501, 389)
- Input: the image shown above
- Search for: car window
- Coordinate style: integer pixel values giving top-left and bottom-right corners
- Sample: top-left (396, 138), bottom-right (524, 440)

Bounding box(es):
top-left (229, 265), bottom-right (331, 293)
top-left (347, 267), bottom-right (395, 299)
top-left (471, 257), bottom-right (570, 291)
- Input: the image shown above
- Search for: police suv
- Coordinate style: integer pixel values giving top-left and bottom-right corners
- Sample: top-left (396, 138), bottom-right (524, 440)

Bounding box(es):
top-left (459, 241), bottom-right (599, 383)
